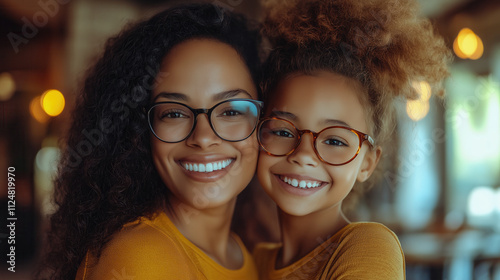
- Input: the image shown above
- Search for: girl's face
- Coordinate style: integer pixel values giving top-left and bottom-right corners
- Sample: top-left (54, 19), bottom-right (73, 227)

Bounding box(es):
top-left (151, 39), bottom-right (259, 210)
top-left (257, 72), bottom-right (380, 217)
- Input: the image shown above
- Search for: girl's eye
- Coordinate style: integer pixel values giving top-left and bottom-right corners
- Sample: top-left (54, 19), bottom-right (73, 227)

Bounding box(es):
top-left (272, 129), bottom-right (294, 138)
top-left (324, 138), bottom-right (348, 146)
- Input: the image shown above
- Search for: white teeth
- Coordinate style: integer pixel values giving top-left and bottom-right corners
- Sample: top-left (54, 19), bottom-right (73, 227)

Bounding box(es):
top-left (280, 176), bottom-right (322, 189)
top-left (206, 163), bottom-right (213, 172)
top-left (182, 160), bottom-right (232, 173)
top-left (299, 181), bottom-right (307, 188)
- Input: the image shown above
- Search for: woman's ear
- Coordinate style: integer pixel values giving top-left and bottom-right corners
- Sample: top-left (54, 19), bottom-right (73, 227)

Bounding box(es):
top-left (357, 146), bottom-right (382, 182)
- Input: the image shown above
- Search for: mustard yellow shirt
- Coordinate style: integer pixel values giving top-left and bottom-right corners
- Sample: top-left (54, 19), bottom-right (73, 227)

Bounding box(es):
top-left (253, 222), bottom-right (405, 280)
top-left (76, 211), bottom-right (258, 280)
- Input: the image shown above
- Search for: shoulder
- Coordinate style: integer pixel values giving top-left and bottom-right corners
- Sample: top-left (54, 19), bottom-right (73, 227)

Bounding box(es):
top-left (82, 216), bottom-right (198, 280)
top-left (336, 222), bottom-right (404, 260)
top-left (323, 222), bottom-right (405, 280)
top-left (339, 222), bottom-right (402, 245)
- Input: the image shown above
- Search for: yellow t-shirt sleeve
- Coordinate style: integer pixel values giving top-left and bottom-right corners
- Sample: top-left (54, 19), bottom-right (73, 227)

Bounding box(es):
top-left (81, 223), bottom-right (198, 280)
top-left (322, 223), bottom-right (405, 280)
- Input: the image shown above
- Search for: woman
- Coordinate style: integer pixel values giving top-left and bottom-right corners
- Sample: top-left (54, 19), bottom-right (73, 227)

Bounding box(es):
top-left (254, 0), bottom-right (451, 279)
top-left (36, 3), bottom-right (262, 279)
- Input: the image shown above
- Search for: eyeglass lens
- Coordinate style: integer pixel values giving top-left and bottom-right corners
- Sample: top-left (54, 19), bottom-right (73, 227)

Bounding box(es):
top-left (258, 119), bottom-right (362, 165)
top-left (149, 100), bottom-right (260, 142)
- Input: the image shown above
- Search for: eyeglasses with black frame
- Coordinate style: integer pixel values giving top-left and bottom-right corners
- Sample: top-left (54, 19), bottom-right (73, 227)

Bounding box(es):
top-left (147, 98), bottom-right (263, 143)
top-left (257, 117), bottom-right (375, 166)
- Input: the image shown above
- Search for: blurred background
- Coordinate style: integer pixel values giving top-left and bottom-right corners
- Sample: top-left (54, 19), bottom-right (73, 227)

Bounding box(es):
top-left (0, 0), bottom-right (499, 279)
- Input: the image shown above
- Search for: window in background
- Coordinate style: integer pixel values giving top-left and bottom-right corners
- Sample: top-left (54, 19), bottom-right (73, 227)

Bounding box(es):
top-left (394, 93), bottom-right (443, 231)
top-left (445, 63), bottom-right (500, 230)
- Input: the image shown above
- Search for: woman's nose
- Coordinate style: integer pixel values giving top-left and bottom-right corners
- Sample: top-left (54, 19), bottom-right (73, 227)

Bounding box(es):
top-left (185, 114), bottom-right (222, 149)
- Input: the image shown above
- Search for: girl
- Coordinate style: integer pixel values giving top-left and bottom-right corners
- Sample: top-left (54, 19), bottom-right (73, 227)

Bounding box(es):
top-left (254, 0), bottom-right (451, 279)
top-left (37, 4), bottom-right (262, 279)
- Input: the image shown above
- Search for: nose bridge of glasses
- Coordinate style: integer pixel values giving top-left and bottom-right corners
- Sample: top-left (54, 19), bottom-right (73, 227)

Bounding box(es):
top-left (192, 109), bottom-right (213, 130)
top-left (186, 107), bottom-right (215, 138)
top-left (297, 129), bottom-right (317, 137)
top-left (294, 129), bottom-right (317, 151)
top-left (192, 108), bottom-right (210, 117)
top-left (297, 129), bottom-right (319, 143)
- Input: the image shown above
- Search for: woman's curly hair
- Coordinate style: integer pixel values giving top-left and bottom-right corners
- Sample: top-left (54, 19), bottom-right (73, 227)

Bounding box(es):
top-left (35, 3), bottom-right (261, 279)
top-left (261, 0), bottom-right (452, 206)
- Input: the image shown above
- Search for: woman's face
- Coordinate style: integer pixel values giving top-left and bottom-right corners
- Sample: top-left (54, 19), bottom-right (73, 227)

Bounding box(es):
top-left (257, 72), bottom-right (380, 217)
top-left (151, 39), bottom-right (259, 210)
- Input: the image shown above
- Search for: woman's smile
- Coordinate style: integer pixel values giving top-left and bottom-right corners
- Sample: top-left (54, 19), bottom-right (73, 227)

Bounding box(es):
top-left (177, 154), bottom-right (236, 182)
top-left (151, 38), bottom-right (259, 209)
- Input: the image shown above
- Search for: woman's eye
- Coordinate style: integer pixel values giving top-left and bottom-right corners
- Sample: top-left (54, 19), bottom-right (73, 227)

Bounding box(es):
top-left (221, 110), bottom-right (241, 116)
top-left (160, 111), bottom-right (188, 119)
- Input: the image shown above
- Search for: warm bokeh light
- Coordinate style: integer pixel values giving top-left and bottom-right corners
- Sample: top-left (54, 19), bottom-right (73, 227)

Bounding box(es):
top-left (460, 32), bottom-right (477, 56)
top-left (469, 35), bottom-right (484, 60)
top-left (0, 72), bottom-right (16, 101)
top-left (41, 89), bottom-right (65, 117)
top-left (406, 99), bottom-right (430, 121)
top-left (407, 81), bottom-right (431, 121)
top-left (453, 28), bottom-right (484, 60)
top-left (453, 38), bottom-right (467, 59)
top-left (456, 28), bottom-right (474, 52)
top-left (30, 96), bottom-right (50, 123)
top-left (412, 81), bottom-right (431, 101)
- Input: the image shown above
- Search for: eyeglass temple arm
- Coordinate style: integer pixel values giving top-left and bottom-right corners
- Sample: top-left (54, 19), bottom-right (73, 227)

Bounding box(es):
top-left (365, 135), bottom-right (375, 147)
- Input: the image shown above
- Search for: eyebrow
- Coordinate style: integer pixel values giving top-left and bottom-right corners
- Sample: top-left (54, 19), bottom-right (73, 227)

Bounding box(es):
top-left (153, 92), bottom-right (188, 102)
top-left (270, 110), bottom-right (351, 128)
top-left (212, 89), bottom-right (252, 101)
top-left (270, 110), bottom-right (298, 121)
top-left (323, 119), bottom-right (351, 128)
top-left (153, 89), bottom-right (252, 103)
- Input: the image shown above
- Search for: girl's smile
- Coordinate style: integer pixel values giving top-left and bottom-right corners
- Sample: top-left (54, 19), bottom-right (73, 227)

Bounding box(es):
top-left (257, 71), bottom-right (380, 217)
top-left (273, 173), bottom-right (328, 196)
